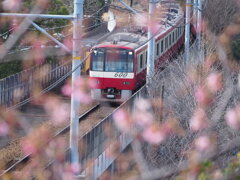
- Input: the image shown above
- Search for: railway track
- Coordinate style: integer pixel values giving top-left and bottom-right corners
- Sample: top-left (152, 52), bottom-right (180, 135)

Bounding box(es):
top-left (0, 103), bottom-right (119, 177)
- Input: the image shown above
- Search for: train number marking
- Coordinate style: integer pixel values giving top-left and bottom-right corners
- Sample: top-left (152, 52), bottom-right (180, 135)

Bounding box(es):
top-left (114, 72), bottom-right (128, 78)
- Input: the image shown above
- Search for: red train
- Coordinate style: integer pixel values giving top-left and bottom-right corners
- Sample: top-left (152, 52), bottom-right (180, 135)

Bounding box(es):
top-left (89, 4), bottom-right (185, 102)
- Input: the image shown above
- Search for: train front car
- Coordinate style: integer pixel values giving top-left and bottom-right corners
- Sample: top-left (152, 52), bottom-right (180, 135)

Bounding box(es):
top-left (89, 46), bottom-right (135, 102)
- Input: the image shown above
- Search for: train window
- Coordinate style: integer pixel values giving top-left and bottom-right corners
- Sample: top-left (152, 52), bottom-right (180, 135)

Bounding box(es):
top-left (169, 34), bottom-right (171, 46)
top-left (172, 32), bottom-right (175, 43)
top-left (91, 48), bottom-right (104, 71)
top-left (165, 37), bottom-right (168, 50)
top-left (156, 42), bottom-right (159, 56)
top-left (175, 30), bottom-right (177, 40)
top-left (145, 51), bottom-right (148, 64)
top-left (140, 54), bottom-right (143, 69)
top-left (105, 48), bottom-right (134, 72)
top-left (161, 40), bottom-right (164, 53)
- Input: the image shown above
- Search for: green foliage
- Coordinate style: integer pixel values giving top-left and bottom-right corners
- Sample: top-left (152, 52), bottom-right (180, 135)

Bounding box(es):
top-left (0, 61), bottom-right (22, 79)
top-left (175, 154), bottom-right (240, 180)
top-left (231, 34), bottom-right (240, 62)
top-left (22, 0), bottom-right (70, 32)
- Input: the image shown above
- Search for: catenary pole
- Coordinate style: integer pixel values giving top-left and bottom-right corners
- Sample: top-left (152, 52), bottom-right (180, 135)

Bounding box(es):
top-left (30, 21), bottom-right (71, 52)
top-left (0, 0), bottom-right (84, 173)
top-left (70, 0), bottom-right (84, 170)
top-left (193, 0), bottom-right (197, 28)
top-left (184, 0), bottom-right (191, 64)
top-left (147, 0), bottom-right (156, 86)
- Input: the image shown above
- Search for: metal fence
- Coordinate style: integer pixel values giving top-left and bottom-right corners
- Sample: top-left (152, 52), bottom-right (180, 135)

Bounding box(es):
top-left (0, 61), bottom-right (72, 107)
top-left (79, 86), bottom-right (148, 179)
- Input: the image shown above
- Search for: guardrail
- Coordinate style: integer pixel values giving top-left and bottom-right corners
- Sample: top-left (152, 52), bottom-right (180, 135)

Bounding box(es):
top-left (79, 86), bottom-right (147, 179)
top-left (0, 61), bottom-right (72, 107)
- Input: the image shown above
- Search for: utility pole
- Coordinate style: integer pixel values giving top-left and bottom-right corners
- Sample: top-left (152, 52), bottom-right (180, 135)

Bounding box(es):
top-left (0, 0), bottom-right (85, 174)
top-left (184, 0), bottom-right (191, 64)
top-left (193, 0), bottom-right (197, 28)
top-left (70, 0), bottom-right (83, 170)
top-left (197, 0), bottom-right (203, 61)
top-left (147, 0), bottom-right (156, 86)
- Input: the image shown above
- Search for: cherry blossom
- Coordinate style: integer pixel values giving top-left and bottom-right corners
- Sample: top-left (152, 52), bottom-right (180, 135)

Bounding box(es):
top-left (2, 0), bottom-right (22, 11)
top-left (113, 109), bottom-right (132, 132)
top-left (190, 108), bottom-right (208, 131)
top-left (0, 121), bottom-right (9, 136)
top-left (133, 111), bottom-right (153, 128)
top-left (195, 85), bottom-right (212, 106)
top-left (135, 98), bottom-right (152, 111)
top-left (22, 138), bottom-right (38, 155)
top-left (206, 72), bottom-right (223, 92)
top-left (50, 103), bottom-right (70, 126)
top-left (194, 135), bottom-right (212, 152)
top-left (225, 106), bottom-right (240, 130)
top-left (61, 77), bottom-right (93, 104)
top-left (142, 125), bottom-right (166, 145)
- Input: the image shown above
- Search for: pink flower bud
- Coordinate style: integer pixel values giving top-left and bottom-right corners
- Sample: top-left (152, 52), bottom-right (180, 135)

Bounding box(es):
top-left (195, 136), bottom-right (211, 152)
top-left (195, 86), bottom-right (212, 105)
top-left (0, 122), bottom-right (9, 136)
top-left (142, 125), bottom-right (166, 145)
top-left (113, 109), bottom-right (132, 132)
top-left (190, 108), bottom-right (208, 131)
top-left (2, 0), bottom-right (22, 11)
top-left (206, 73), bottom-right (223, 92)
top-left (22, 139), bottom-right (37, 155)
top-left (225, 107), bottom-right (240, 130)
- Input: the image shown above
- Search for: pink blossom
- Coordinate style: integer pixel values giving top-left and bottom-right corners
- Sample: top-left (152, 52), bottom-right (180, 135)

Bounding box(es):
top-left (2, 0), bottom-right (22, 11)
top-left (142, 125), bottom-right (166, 145)
top-left (61, 77), bottom-right (93, 104)
top-left (190, 108), bottom-right (208, 131)
top-left (133, 111), bottom-right (153, 128)
top-left (0, 122), bottom-right (9, 136)
top-left (62, 84), bottom-right (72, 96)
top-left (196, 20), bottom-right (207, 33)
top-left (50, 103), bottom-right (70, 126)
top-left (135, 98), bottom-right (151, 111)
top-left (225, 107), bottom-right (240, 130)
top-left (22, 139), bottom-right (37, 155)
top-left (195, 86), bottom-right (212, 105)
top-left (69, 163), bottom-right (81, 174)
top-left (113, 109), bottom-right (132, 132)
top-left (74, 90), bottom-right (92, 104)
top-left (88, 78), bottom-right (98, 89)
top-left (194, 136), bottom-right (211, 152)
top-left (206, 73), bottom-right (223, 92)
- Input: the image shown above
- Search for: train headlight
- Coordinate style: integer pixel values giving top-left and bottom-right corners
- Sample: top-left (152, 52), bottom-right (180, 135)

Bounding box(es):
top-left (123, 81), bottom-right (130, 85)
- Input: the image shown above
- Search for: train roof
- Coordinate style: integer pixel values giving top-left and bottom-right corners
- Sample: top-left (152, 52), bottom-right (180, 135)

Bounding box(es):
top-left (93, 3), bottom-right (184, 51)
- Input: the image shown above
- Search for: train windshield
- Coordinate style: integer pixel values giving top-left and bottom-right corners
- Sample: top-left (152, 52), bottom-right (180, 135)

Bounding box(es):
top-left (91, 48), bottom-right (134, 72)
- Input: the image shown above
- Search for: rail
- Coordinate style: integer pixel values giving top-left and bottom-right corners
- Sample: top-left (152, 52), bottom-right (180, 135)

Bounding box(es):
top-left (0, 104), bottom-right (100, 176)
